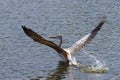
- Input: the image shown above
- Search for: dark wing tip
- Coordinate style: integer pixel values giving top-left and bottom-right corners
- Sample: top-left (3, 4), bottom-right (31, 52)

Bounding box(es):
top-left (21, 25), bottom-right (43, 41)
top-left (21, 25), bottom-right (29, 32)
top-left (21, 25), bottom-right (27, 32)
top-left (21, 25), bottom-right (26, 29)
top-left (21, 25), bottom-right (31, 36)
top-left (91, 17), bottom-right (106, 33)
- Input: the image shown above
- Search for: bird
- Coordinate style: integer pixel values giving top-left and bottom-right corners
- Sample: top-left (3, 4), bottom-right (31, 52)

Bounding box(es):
top-left (22, 19), bottom-right (105, 66)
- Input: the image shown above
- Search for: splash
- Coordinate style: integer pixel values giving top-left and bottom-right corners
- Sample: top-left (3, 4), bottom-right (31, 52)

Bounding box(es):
top-left (79, 50), bottom-right (109, 73)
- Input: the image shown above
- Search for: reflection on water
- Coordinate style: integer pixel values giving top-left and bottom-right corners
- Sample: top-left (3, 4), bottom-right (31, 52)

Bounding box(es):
top-left (46, 62), bottom-right (69, 80)
top-left (30, 56), bottom-right (109, 80)
top-left (30, 61), bottom-right (70, 80)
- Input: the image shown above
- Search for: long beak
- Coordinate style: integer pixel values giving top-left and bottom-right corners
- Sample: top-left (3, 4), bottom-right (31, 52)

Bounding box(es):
top-left (48, 35), bottom-right (60, 39)
top-left (48, 34), bottom-right (62, 40)
top-left (48, 34), bottom-right (63, 47)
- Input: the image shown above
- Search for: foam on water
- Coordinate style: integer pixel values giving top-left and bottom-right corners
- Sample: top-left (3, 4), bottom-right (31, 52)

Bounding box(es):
top-left (79, 50), bottom-right (109, 73)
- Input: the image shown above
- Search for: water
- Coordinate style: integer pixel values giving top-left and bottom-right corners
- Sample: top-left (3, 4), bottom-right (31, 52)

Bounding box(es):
top-left (0, 0), bottom-right (120, 80)
top-left (80, 50), bottom-right (109, 72)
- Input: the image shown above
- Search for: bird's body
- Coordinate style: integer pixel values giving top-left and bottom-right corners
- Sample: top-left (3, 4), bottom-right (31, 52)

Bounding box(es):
top-left (63, 48), bottom-right (78, 65)
top-left (22, 18), bottom-right (106, 66)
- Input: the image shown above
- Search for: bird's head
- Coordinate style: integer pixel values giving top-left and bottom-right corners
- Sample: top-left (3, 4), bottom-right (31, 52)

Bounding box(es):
top-left (48, 34), bottom-right (62, 40)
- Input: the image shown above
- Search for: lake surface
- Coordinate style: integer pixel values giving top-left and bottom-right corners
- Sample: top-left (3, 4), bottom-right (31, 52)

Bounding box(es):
top-left (0, 0), bottom-right (120, 80)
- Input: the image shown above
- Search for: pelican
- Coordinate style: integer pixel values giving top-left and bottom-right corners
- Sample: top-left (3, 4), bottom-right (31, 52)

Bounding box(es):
top-left (22, 19), bottom-right (105, 66)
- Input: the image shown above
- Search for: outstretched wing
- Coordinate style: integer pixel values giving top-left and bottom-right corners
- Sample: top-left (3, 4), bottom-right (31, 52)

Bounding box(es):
top-left (69, 19), bottom-right (106, 54)
top-left (22, 26), bottom-right (68, 59)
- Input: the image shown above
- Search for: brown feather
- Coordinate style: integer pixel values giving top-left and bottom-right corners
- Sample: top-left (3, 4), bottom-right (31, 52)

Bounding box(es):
top-left (22, 26), bottom-right (68, 60)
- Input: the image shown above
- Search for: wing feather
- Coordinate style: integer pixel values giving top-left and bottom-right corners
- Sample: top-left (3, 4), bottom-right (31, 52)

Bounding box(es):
top-left (22, 26), bottom-right (68, 58)
top-left (69, 19), bottom-right (105, 54)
